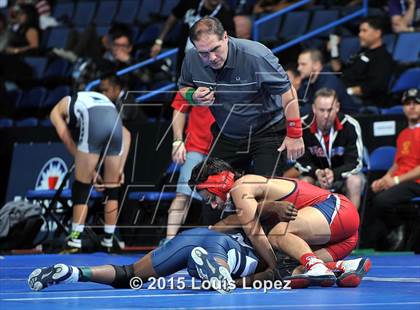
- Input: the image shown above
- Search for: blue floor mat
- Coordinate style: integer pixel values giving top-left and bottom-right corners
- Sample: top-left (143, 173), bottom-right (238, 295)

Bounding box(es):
top-left (1, 253), bottom-right (419, 309)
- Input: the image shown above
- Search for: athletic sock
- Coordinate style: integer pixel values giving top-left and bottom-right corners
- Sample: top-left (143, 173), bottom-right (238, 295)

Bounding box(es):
top-left (61, 266), bottom-right (80, 284)
top-left (71, 223), bottom-right (85, 239)
top-left (104, 224), bottom-right (116, 240)
top-left (300, 253), bottom-right (324, 271)
top-left (78, 266), bottom-right (93, 282)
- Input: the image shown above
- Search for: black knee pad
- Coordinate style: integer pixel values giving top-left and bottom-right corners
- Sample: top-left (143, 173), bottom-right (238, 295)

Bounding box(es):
top-left (72, 180), bottom-right (92, 204)
top-left (110, 264), bottom-right (135, 288)
top-left (105, 186), bottom-right (120, 201)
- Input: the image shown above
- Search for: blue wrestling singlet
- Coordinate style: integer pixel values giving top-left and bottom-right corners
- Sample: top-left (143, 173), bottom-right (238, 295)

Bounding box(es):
top-left (151, 228), bottom-right (259, 279)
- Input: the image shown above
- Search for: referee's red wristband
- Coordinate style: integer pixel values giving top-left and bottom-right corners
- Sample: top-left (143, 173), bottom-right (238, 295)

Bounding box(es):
top-left (286, 118), bottom-right (302, 138)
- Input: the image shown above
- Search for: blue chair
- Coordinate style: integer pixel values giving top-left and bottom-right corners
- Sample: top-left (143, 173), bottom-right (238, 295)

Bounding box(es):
top-left (93, 0), bottom-right (118, 25)
top-left (257, 13), bottom-right (282, 42)
top-left (17, 87), bottom-right (47, 110)
top-left (0, 118), bottom-right (13, 128)
top-left (136, 23), bottom-right (163, 45)
top-left (72, 1), bottom-right (97, 27)
top-left (44, 58), bottom-right (71, 78)
top-left (39, 118), bottom-right (53, 127)
top-left (369, 146), bottom-right (396, 171)
top-left (42, 86), bottom-right (71, 109)
top-left (381, 105), bottom-right (404, 115)
top-left (279, 11), bottom-right (310, 40)
top-left (24, 57), bottom-right (48, 79)
top-left (128, 162), bottom-right (180, 225)
top-left (96, 25), bottom-right (110, 37)
top-left (114, 0), bottom-right (141, 24)
top-left (307, 10), bottom-right (339, 37)
top-left (391, 68), bottom-right (420, 93)
top-left (6, 89), bottom-right (22, 107)
top-left (160, 0), bottom-right (180, 17)
top-left (339, 36), bottom-right (359, 62)
top-left (137, 0), bottom-right (161, 26)
top-left (383, 33), bottom-right (396, 55)
top-left (15, 117), bottom-right (39, 127)
top-left (358, 145), bottom-right (396, 246)
top-left (393, 32), bottom-right (420, 63)
top-left (45, 27), bottom-right (70, 49)
top-left (52, 2), bottom-right (74, 20)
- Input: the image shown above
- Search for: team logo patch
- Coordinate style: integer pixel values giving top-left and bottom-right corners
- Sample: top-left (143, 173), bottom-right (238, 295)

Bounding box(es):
top-left (35, 157), bottom-right (68, 190)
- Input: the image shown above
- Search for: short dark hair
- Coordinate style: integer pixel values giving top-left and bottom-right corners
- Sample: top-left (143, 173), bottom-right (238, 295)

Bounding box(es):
top-left (100, 73), bottom-right (125, 88)
top-left (360, 16), bottom-right (385, 36)
top-left (109, 22), bottom-right (133, 44)
top-left (313, 87), bottom-right (338, 103)
top-left (301, 48), bottom-right (323, 64)
top-left (189, 157), bottom-right (239, 190)
top-left (189, 16), bottom-right (225, 43)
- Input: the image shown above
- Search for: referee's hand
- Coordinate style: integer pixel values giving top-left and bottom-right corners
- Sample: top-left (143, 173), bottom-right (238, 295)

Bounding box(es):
top-left (193, 87), bottom-right (215, 105)
top-left (278, 136), bottom-right (304, 161)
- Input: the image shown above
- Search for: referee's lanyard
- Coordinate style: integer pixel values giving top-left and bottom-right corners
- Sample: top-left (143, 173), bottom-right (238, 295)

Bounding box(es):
top-left (316, 128), bottom-right (334, 167)
top-left (184, 0), bottom-right (222, 52)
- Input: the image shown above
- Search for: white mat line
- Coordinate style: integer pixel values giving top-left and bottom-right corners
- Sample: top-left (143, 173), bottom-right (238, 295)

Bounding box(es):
top-left (1, 290), bottom-right (295, 302)
top-left (364, 276), bottom-right (420, 283)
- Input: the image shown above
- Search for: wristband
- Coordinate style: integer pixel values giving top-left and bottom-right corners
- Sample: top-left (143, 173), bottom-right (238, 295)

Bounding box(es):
top-left (172, 140), bottom-right (184, 147)
top-left (185, 88), bottom-right (196, 105)
top-left (154, 38), bottom-right (163, 45)
top-left (393, 176), bottom-right (400, 185)
top-left (286, 118), bottom-right (302, 138)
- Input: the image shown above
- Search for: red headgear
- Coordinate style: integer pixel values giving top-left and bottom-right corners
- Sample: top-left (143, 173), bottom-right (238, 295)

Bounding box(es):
top-left (196, 170), bottom-right (235, 202)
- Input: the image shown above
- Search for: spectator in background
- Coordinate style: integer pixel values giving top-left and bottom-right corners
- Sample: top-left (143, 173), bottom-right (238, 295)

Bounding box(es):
top-left (149, 0), bottom-right (236, 76)
top-left (297, 49), bottom-right (356, 115)
top-left (0, 4), bottom-right (39, 86)
top-left (160, 92), bottom-right (215, 245)
top-left (388, 0), bottom-right (420, 33)
top-left (329, 17), bottom-right (394, 110)
top-left (5, 4), bottom-right (39, 55)
top-left (0, 12), bottom-right (8, 52)
top-left (232, 0), bottom-right (255, 40)
top-left (295, 88), bottom-right (365, 210)
top-left (99, 74), bottom-right (147, 124)
top-left (253, 0), bottom-right (298, 15)
top-left (368, 88), bottom-right (420, 250)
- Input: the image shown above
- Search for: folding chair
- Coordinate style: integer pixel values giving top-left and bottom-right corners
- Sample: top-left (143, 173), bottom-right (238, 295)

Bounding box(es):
top-left (26, 164), bottom-right (104, 244)
top-left (128, 162), bottom-right (180, 226)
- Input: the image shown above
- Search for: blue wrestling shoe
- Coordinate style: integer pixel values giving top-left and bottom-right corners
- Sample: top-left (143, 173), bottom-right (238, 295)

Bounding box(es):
top-left (28, 263), bottom-right (77, 291)
top-left (191, 247), bottom-right (235, 294)
top-left (336, 257), bottom-right (371, 287)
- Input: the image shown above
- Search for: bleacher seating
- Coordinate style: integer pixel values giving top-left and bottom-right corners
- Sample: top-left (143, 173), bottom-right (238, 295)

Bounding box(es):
top-left (72, 1), bottom-right (97, 27)
top-left (307, 10), bottom-right (339, 37)
top-left (393, 32), bottom-right (420, 64)
top-left (279, 11), bottom-right (310, 40)
top-left (391, 68), bottom-right (420, 93)
top-left (257, 13), bottom-right (283, 43)
top-left (93, 0), bottom-right (118, 26)
top-left (114, 0), bottom-right (141, 24)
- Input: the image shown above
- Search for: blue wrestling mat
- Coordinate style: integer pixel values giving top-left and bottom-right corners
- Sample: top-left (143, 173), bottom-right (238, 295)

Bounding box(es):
top-left (1, 252), bottom-right (419, 309)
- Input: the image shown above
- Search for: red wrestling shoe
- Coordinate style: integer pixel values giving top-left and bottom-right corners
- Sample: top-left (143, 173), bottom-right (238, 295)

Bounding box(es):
top-left (336, 257), bottom-right (371, 287)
